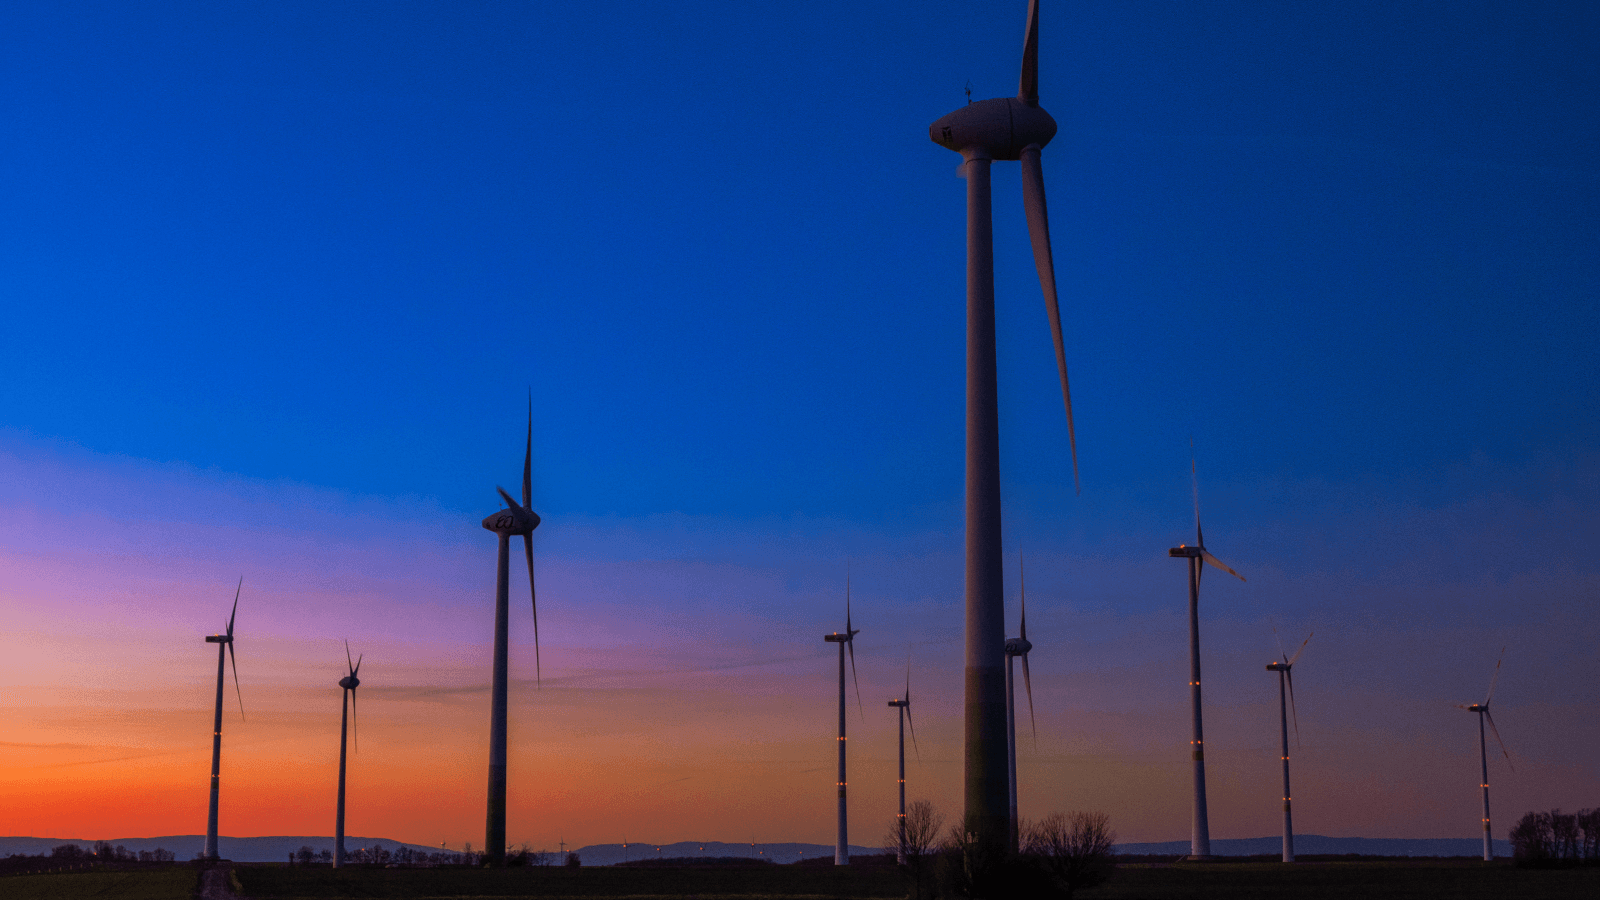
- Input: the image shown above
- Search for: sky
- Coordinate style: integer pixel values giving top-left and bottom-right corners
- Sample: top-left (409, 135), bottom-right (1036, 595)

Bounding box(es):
top-left (2, 0), bottom-right (1598, 854)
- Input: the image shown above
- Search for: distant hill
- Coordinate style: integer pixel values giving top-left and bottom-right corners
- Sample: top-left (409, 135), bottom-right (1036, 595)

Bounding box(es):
top-left (3, 834), bottom-right (1515, 864)
top-left (1113, 835), bottom-right (1514, 858)
top-left (0, 836), bottom-right (441, 863)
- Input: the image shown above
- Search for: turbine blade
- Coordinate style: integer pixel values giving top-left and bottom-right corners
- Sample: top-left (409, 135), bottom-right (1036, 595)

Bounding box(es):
top-left (228, 641), bottom-right (244, 722)
top-left (496, 485), bottom-right (524, 512)
top-left (1201, 549), bottom-right (1246, 582)
top-left (848, 638), bottom-right (863, 720)
top-left (1286, 669), bottom-right (1300, 748)
top-left (525, 532), bottom-right (540, 688)
top-left (906, 706), bottom-right (921, 763)
top-left (1018, 0), bottom-right (1040, 104)
top-left (1289, 631), bottom-right (1312, 667)
top-left (1484, 647), bottom-right (1505, 707)
top-left (350, 687), bottom-right (358, 754)
top-left (353, 653), bottom-right (361, 678)
top-left (345, 639), bottom-right (354, 677)
top-left (1271, 621), bottom-right (1289, 664)
top-left (1020, 145), bottom-right (1079, 493)
top-left (904, 645), bottom-right (911, 700)
top-left (1022, 653), bottom-right (1037, 748)
top-left (1484, 709), bottom-right (1512, 771)
top-left (1019, 556), bottom-right (1028, 642)
top-left (1191, 446), bottom-right (1202, 548)
top-left (227, 577), bottom-right (242, 637)
top-left (523, 391), bottom-right (533, 509)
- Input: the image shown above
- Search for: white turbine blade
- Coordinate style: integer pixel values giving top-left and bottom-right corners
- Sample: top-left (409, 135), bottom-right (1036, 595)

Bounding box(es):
top-left (1289, 631), bottom-right (1312, 667)
top-left (1484, 709), bottom-right (1513, 771)
top-left (523, 391), bottom-right (533, 510)
top-left (1020, 145), bottom-right (1079, 493)
top-left (1285, 668), bottom-right (1300, 748)
top-left (1019, 557), bottom-right (1028, 642)
top-left (350, 687), bottom-right (358, 754)
top-left (345, 639), bottom-right (355, 677)
top-left (1484, 648), bottom-right (1505, 707)
top-left (525, 532), bottom-right (540, 688)
top-left (906, 706), bottom-right (921, 763)
top-left (1270, 621), bottom-right (1289, 664)
top-left (1191, 446), bottom-right (1202, 547)
top-left (496, 485), bottom-right (523, 512)
top-left (353, 652), bottom-right (362, 678)
top-left (848, 637), bottom-right (863, 720)
top-left (1201, 549), bottom-right (1246, 582)
top-left (1018, 0), bottom-right (1040, 104)
top-left (1021, 653), bottom-right (1037, 748)
top-left (227, 577), bottom-right (242, 637)
top-left (228, 641), bottom-right (244, 722)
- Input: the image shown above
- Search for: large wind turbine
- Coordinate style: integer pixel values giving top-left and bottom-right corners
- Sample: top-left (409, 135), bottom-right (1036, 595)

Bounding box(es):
top-left (1005, 559), bottom-right (1037, 853)
top-left (823, 576), bottom-right (863, 865)
top-left (201, 578), bottom-right (244, 861)
top-left (929, 0), bottom-right (1079, 853)
top-left (1265, 629), bottom-right (1310, 863)
top-left (334, 641), bottom-right (362, 868)
top-left (887, 649), bottom-right (920, 865)
top-left (1458, 649), bottom-right (1512, 862)
top-left (479, 400), bottom-right (542, 866)
top-left (1167, 457), bottom-right (1245, 860)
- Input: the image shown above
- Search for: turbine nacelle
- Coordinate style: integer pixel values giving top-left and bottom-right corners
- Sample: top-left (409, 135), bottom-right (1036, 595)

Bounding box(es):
top-left (824, 631), bottom-right (856, 643)
top-left (888, 698), bottom-right (909, 708)
top-left (483, 487), bottom-right (541, 536)
top-left (1464, 703), bottom-right (1487, 713)
top-left (339, 675), bottom-right (360, 690)
top-left (1005, 637), bottom-right (1033, 656)
top-left (930, 97), bottom-right (1057, 161)
top-left (205, 634), bottom-right (233, 644)
top-left (1266, 661), bottom-right (1291, 672)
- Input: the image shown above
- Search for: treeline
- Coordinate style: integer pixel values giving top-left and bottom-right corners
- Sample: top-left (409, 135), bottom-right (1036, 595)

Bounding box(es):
top-left (1510, 809), bottom-right (1600, 864)
top-left (287, 843), bottom-right (579, 868)
top-left (1, 843), bottom-right (176, 876)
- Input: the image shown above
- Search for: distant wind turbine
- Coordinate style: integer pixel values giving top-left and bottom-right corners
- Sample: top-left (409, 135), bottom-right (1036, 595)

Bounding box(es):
top-left (334, 641), bottom-right (363, 868)
top-left (479, 398), bottom-right (542, 866)
top-left (823, 573), bottom-right (863, 865)
top-left (887, 647), bottom-right (920, 865)
top-left (1168, 455), bottom-right (1245, 859)
top-left (1005, 558), bottom-right (1037, 853)
top-left (929, 0), bottom-right (1081, 854)
top-left (1265, 628), bottom-right (1310, 863)
top-left (1458, 649), bottom-right (1513, 862)
top-left (201, 578), bottom-right (244, 861)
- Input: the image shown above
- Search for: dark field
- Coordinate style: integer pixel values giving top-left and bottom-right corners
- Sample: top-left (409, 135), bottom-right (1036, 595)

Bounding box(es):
top-left (5, 859), bottom-right (1599, 899)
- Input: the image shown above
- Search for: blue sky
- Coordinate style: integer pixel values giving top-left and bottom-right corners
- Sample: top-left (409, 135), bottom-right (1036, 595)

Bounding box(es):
top-left (1, 1), bottom-right (1597, 848)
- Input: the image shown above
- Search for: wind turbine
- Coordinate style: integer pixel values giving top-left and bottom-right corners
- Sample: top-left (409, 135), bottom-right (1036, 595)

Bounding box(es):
top-left (334, 641), bottom-right (363, 868)
top-left (887, 647), bottom-right (921, 865)
top-left (823, 573), bottom-right (863, 865)
top-left (929, 0), bottom-right (1080, 853)
top-left (1004, 559), bottom-right (1037, 853)
top-left (1458, 649), bottom-right (1512, 861)
top-left (479, 398), bottom-right (542, 866)
top-left (1167, 456), bottom-right (1245, 860)
top-left (201, 578), bottom-right (244, 861)
top-left (1265, 629), bottom-right (1310, 863)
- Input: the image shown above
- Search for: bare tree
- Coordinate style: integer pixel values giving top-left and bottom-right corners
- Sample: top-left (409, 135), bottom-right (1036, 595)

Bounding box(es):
top-left (1024, 811), bottom-right (1117, 898)
top-left (884, 800), bottom-right (944, 900)
top-left (1551, 809), bottom-right (1580, 860)
top-left (1577, 808), bottom-right (1600, 861)
top-left (1511, 810), bottom-right (1553, 860)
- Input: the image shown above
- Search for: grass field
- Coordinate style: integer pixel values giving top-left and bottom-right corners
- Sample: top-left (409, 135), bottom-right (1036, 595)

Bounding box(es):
top-left (0, 867), bottom-right (198, 900)
top-left (7, 858), bottom-right (1599, 899)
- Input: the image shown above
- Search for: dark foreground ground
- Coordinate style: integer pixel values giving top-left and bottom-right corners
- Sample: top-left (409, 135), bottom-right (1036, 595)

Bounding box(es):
top-left (4, 858), bottom-right (1598, 899)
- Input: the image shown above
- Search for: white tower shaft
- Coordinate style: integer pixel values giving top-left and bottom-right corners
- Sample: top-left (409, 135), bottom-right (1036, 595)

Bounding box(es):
top-left (835, 639), bottom-right (848, 865)
top-left (1278, 670), bottom-right (1293, 863)
top-left (1006, 651), bottom-right (1019, 852)
top-left (204, 641), bottom-right (225, 860)
top-left (896, 704), bottom-right (907, 865)
top-left (335, 689), bottom-right (350, 867)
top-left (1478, 712), bottom-right (1491, 861)
top-left (1187, 557), bottom-right (1212, 859)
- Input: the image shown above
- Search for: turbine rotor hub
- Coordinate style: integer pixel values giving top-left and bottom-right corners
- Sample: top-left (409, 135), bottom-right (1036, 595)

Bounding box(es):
top-left (340, 676), bottom-right (360, 690)
top-left (1005, 637), bottom-right (1032, 655)
top-left (482, 506), bottom-right (539, 536)
top-left (205, 634), bottom-right (232, 643)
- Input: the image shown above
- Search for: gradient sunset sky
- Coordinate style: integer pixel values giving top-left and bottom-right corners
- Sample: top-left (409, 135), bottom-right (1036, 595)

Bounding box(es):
top-left (2, 0), bottom-right (1597, 854)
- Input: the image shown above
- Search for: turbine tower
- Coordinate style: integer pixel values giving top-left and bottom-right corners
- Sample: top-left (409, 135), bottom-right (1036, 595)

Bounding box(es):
top-left (929, 0), bottom-right (1080, 853)
top-left (823, 575), bottom-right (863, 865)
top-left (1265, 629), bottom-right (1310, 863)
top-left (334, 641), bottom-right (363, 868)
top-left (480, 399), bottom-right (542, 866)
top-left (1458, 649), bottom-right (1512, 861)
top-left (201, 578), bottom-right (244, 861)
top-left (887, 649), bottom-right (920, 865)
top-left (1167, 456), bottom-right (1244, 860)
top-left (1005, 559), bottom-right (1037, 853)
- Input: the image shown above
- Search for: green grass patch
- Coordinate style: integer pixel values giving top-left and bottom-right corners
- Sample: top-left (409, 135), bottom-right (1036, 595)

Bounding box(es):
top-left (0, 867), bottom-right (198, 900)
top-left (1080, 859), bottom-right (1600, 900)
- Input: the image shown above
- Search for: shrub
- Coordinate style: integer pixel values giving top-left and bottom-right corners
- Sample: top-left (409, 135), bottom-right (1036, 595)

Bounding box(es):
top-left (1024, 811), bottom-right (1117, 898)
